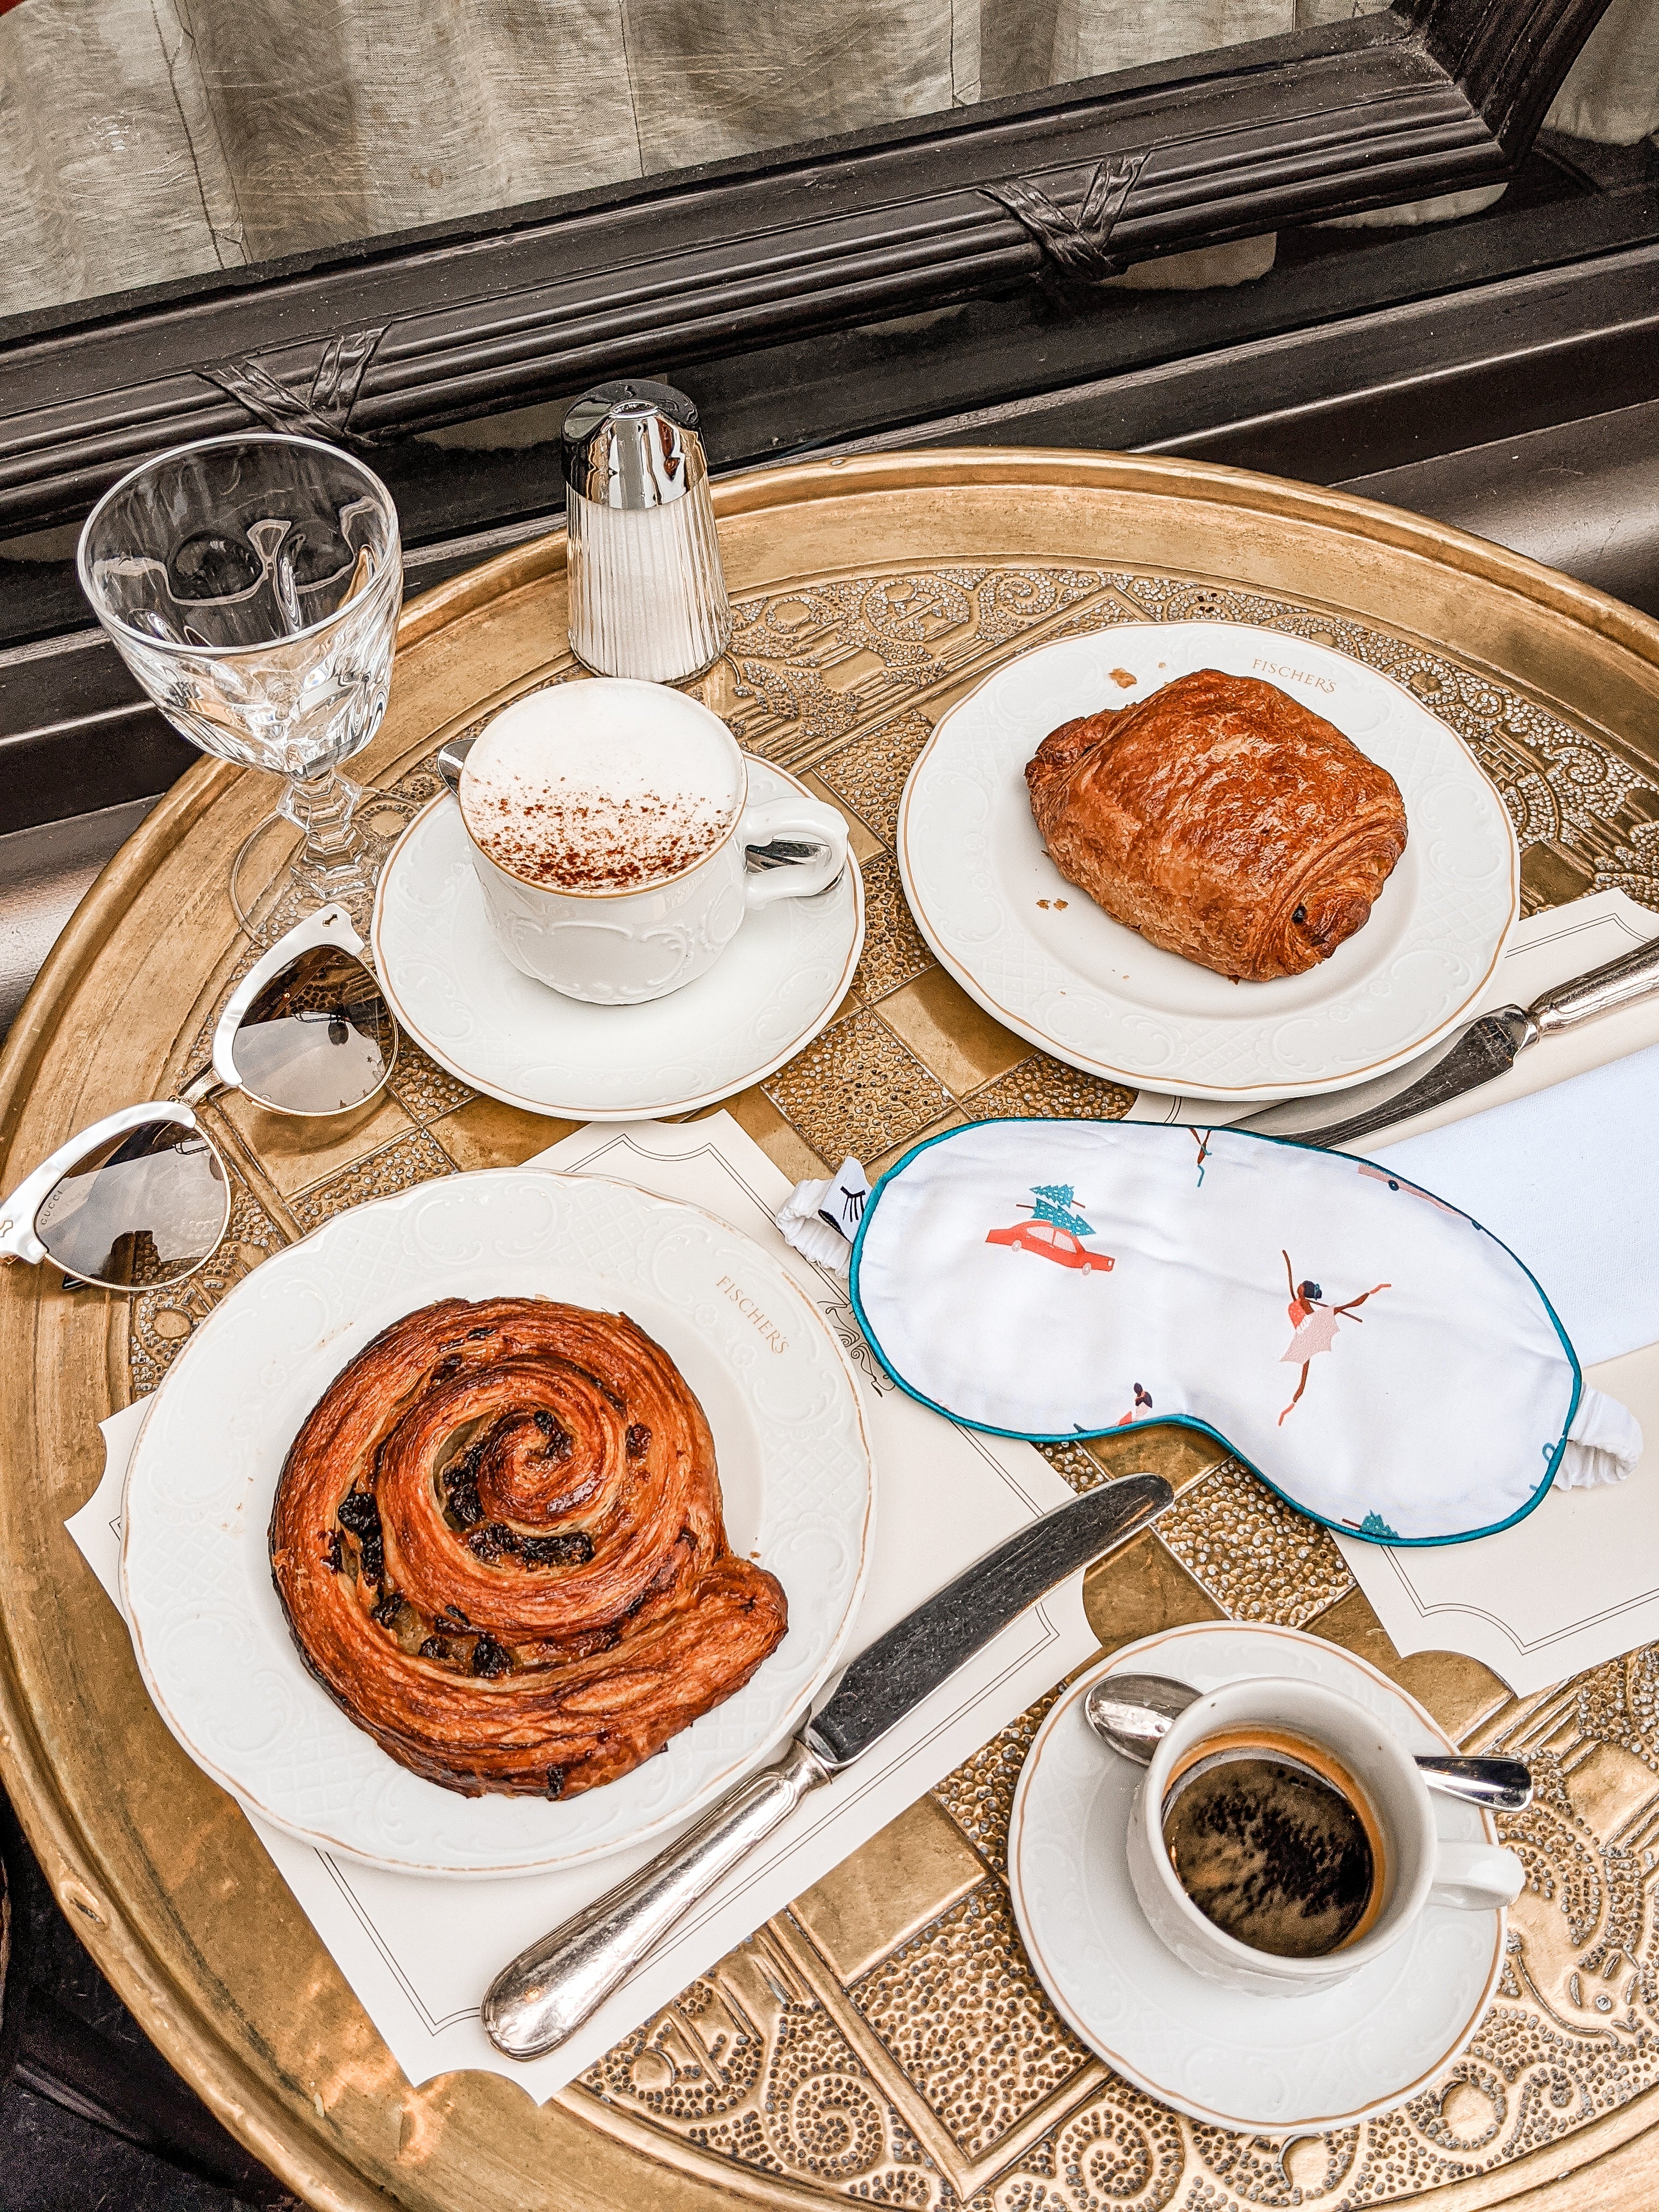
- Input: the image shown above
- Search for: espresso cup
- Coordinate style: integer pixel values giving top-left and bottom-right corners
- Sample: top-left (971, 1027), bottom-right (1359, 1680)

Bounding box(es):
top-left (458, 679), bottom-right (848, 1005)
top-left (1125, 1675), bottom-right (1523, 1997)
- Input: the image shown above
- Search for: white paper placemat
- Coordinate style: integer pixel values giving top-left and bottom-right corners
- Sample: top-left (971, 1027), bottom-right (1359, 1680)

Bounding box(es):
top-left (67, 1113), bottom-right (1101, 2097)
top-left (1330, 890), bottom-right (1659, 1693)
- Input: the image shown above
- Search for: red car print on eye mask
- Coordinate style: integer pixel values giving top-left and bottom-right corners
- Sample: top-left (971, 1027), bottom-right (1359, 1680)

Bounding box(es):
top-left (984, 1220), bottom-right (1114, 1273)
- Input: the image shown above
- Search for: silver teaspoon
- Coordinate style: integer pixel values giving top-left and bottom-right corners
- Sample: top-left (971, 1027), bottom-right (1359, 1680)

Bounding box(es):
top-left (435, 732), bottom-right (475, 793)
top-left (1084, 1673), bottom-right (1533, 1812)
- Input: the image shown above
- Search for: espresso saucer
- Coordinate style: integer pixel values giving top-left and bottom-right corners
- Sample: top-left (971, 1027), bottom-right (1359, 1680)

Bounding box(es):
top-left (371, 760), bottom-right (864, 1120)
top-left (1008, 1621), bottom-right (1505, 2134)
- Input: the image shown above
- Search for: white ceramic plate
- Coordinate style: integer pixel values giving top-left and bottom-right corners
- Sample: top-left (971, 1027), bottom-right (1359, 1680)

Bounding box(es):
top-left (372, 759), bottom-right (864, 1120)
top-left (120, 1170), bottom-right (874, 1877)
top-left (899, 623), bottom-right (1519, 1103)
top-left (1008, 1621), bottom-right (1504, 2134)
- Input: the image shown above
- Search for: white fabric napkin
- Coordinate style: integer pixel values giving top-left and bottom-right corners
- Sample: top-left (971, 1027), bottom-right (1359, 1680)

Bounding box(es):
top-left (66, 1114), bottom-right (1103, 2098)
top-left (1373, 1057), bottom-right (1659, 1495)
top-left (1376, 1042), bottom-right (1659, 1368)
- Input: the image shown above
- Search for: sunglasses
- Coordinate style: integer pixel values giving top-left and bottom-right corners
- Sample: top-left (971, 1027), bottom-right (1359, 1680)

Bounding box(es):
top-left (0, 905), bottom-right (396, 1294)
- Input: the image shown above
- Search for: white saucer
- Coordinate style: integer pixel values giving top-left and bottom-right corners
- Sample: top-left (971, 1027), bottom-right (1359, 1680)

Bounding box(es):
top-left (899, 623), bottom-right (1519, 1103)
top-left (120, 1170), bottom-right (875, 1877)
top-left (372, 759), bottom-right (864, 1120)
top-left (1008, 1621), bottom-right (1504, 2134)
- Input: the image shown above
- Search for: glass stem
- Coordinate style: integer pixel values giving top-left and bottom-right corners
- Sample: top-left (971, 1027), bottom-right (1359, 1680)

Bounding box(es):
top-left (279, 765), bottom-right (365, 865)
top-left (271, 765), bottom-right (380, 933)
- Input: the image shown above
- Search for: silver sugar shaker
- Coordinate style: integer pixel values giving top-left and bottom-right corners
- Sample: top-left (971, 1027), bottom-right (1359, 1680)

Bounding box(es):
top-left (562, 381), bottom-right (732, 684)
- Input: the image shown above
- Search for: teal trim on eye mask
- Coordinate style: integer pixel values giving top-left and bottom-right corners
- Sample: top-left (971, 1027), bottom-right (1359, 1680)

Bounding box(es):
top-left (847, 1116), bottom-right (1581, 1550)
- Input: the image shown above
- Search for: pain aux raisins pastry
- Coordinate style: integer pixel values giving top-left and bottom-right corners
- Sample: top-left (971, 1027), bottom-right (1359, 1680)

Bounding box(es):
top-left (268, 1296), bottom-right (788, 1799)
top-left (1025, 668), bottom-right (1408, 981)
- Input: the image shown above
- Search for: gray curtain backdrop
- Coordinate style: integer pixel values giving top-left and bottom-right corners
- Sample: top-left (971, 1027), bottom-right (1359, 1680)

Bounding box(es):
top-left (0, 0), bottom-right (1652, 321)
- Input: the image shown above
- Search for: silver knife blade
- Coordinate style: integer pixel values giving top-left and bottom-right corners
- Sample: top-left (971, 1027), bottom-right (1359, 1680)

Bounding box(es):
top-left (806, 1470), bottom-right (1173, 1768)
top-left (1242, 1006), bottom-right (1534, 1150)
top-left (1242, 929), bottom-right (1659, 1149)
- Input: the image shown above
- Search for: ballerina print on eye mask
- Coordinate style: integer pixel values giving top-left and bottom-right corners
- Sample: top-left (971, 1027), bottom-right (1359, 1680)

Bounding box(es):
top-left (1277, 1255), bottom-right (1391, 1425)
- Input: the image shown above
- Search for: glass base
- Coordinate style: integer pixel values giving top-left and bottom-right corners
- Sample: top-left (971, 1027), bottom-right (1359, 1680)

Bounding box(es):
top-left (229, 790), bottom-right (421, 944)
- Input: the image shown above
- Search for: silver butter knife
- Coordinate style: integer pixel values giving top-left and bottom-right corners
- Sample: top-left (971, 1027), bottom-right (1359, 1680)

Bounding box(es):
top-left (1241, 932), bottom-right (1659, 1151)
top-left (482, 1470), bottom-right (1173, 2058)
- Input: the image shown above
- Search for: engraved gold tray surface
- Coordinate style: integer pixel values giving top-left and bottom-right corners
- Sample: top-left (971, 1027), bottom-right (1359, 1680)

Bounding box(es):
top-left (3, 450), bottom-right (1659, 2212)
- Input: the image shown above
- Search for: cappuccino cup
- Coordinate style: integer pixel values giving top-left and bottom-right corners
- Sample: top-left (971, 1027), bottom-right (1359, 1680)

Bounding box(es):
top-left (1126, 1675), bottom-right (1522, 1997)
top-left (458, 679), bottom-right (849, 1005)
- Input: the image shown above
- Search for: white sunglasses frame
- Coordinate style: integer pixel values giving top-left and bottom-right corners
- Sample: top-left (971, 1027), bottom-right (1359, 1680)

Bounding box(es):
top-left (0, 904), bottom-right (385, 1277)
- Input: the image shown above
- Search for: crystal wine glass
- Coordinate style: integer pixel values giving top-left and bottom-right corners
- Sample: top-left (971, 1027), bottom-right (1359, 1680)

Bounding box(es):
top-left (77, 432), bottom-right (403, 935)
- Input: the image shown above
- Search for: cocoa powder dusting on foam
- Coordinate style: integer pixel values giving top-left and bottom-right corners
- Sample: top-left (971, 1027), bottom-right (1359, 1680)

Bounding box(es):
top-left (471, 787), bottom-right (730, 892)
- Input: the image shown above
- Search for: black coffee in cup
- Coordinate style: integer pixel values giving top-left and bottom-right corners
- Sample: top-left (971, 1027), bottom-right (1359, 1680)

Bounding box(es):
top-left (1160, 1727), bottom-right (1383, 1959)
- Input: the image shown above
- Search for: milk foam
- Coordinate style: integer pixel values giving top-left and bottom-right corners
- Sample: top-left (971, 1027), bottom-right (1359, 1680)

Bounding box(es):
top-left (461, 681), bottom-right (743, 893)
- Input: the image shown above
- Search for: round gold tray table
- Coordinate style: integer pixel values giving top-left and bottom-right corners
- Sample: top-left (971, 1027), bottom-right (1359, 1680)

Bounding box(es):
top-left (4, 451), bottom-right (1659, 2212)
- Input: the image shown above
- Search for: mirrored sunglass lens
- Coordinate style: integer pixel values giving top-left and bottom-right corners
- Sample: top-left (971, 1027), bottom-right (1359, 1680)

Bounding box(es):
top-left (231, 946), bottom-right (395, 1114)
top-left (35, 1121), bottom-right (229, 1290)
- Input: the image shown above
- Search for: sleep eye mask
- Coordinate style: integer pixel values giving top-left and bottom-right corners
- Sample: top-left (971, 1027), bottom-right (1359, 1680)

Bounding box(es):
top-left (848, 1119), bottom-right (1592, 1545)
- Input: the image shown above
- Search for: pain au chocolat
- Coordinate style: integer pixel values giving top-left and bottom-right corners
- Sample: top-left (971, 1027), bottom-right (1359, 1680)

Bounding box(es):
top-left (268, 1296), bottom-right (788, 1799)
top-left (1024, 669), bottom-right (1408, 981)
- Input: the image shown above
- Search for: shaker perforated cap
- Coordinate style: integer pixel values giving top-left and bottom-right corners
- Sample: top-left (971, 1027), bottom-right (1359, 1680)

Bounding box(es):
top-left (562, 381), bottom-right (706, 510)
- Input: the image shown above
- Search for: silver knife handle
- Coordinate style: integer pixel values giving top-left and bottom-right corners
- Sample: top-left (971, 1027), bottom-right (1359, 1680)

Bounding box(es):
top-left (1532, 934), bottom-right (1659, 1034)
top-left (482, 1735), bottom-right (831, 2059)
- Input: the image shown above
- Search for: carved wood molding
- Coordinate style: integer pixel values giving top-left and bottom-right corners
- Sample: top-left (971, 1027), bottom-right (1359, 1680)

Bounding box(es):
top-left (0, 0), bottom-right (1617, 534)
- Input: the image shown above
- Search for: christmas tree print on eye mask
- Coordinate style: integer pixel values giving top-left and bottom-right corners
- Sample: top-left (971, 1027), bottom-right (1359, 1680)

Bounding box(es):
top-left (848, 1118), bottom-right (1584, 1546)
top-left (984, 1183), bottom-right (1115, 1273)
